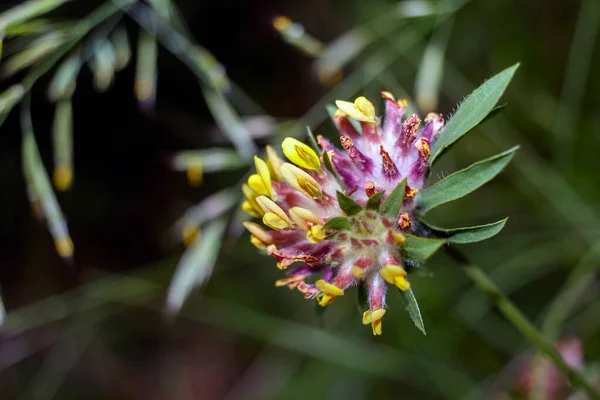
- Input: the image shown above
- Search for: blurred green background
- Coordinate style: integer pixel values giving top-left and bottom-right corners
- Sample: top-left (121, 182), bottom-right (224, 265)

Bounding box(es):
top-left (1, 0), bottom-right (599, 398)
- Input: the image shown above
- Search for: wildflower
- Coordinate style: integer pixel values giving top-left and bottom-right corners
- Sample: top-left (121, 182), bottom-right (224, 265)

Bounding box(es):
top-left (243, 84), bottom-right (515, 335)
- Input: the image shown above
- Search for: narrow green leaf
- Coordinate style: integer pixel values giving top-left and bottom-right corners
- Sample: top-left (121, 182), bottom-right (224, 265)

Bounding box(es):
top-left (336, 191), bottom-right (363, 216)
top-left (365, 191), bottom-right (385, 211)
top-left (380, 179), bottom-right (407, 219)
top-left (166, 218), bottom-right (226, 314)
top-left (400, 288), bottom-right (426, 335)
top-left (403, 234), bottom-right (445, 261)
top-left (172, 149), bottom-right (246, 173)
top-left (421, 218), bottom-right (508, 244)
top-left (418, 146), bottom-right (519, 214)
top-left (429, 63), bottom-right (519, 165)
top-left (52, 99), bottom-right (73, 190)
top-left (47, 50), bottom-right (81, 101)
top-left (322, 149), bottom-right (343, 187)
top-left (135, 29), bottom-right (157, 107)
top-left (323, 216), bottom-right (352, 231)
top-left (306, 126), bottom-right (320, 154)
top-left (477, 103), bottom-right (506, 127)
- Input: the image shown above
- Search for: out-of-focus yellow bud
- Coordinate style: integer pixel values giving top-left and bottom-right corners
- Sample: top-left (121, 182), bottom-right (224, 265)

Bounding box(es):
top-left (182, 224), bottom-right (201, 247)
top-left (254, 156), bottom-right (274, 198)
top-left (243, 222), bottom-right (273, 244)
top-left (186, 161), bottom-right (203, 187)
top-left (265, 145), bottom-right (283, 181)
top-left (53, 165), bottom-right (73, 191)
top-left (241, 200), bottom-right (261, 218)
top-left (55, 236), bottom-right (74, 259)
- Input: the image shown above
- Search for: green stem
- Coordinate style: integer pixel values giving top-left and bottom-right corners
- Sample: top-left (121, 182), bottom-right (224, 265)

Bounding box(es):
top-left (446, 247), bottom-right (600, 400)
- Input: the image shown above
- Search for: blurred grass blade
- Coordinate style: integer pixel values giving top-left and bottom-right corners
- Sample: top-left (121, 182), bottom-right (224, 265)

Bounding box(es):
top-left (0, 0), bottom-right (73, 31)
top-left (0, 289), bottom-right (5, 327)
top-left (134, 30), bottom-right (157, 109)
top-left (47, 49), bottom-right (81, 101)
top-left (89, 41), bottom-right (116, 92)
top-left (380, 179), bottom-right (407, 219)
top-left (172, 148), bottom-right (247, 174)
top-left (3, 18), bottom-right (59, 37)
top-left (124, 2), bottom-right (229, 93)
top-left (336, 191), bottom-right (363, 216)
top-left (315, 29), bottom-right (371, 86)
top-left (272, 16), bottom-right (324, 57)
top-left (201, 86), bottom-right (257, 160)
top-left (111, 26), bottom-right (131, 70)
top-left (429, 63), bottom-right (519, 165)
top-left (166, 218), bottom-right (227, 314)
top-left (414, 18), bottom-right (453, 113)
top-left (400, 288), bottom-right (426, 335)
top-left (0, 84), bottom-right (25, 126)
top-left (419, 146), bottom-right (519, 214)
top-left (52, 99), bottom-right (73, 191)
top-left (420, 218), bottom-right (508, 244)
top-left (1, 32), bottom-right (64, 77)
top-left (402, 234), bottom-right (445, 261)
top-left (21, 100), bottom-right (74, 262)
top-left (174, 188), bottom-right (238, 236)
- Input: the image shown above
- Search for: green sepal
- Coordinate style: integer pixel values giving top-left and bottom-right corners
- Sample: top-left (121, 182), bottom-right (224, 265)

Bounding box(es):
top-left (402, 234), bottom-right (446, 261)
top-left (420, 218), bottom-right (508, 244)
top-left (323, 216), bottom-right (352, 231)
top-left (418, 146), bottom-right (519, 214)
top-left (380, 179), bottom-right (407, 219)
top-left (365, 191), bottom-right (385, 211)
top-left (429, 63), bottom-right (519, 165)
top-left (336, 191), bottom-right (363, 216)
top-left (400, 288), bottom-right (426, 335)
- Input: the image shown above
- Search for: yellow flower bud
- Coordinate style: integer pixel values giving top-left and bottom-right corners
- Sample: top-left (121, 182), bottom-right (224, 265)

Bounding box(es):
top-left (281, 137), bottom-right (321, 170)
top-left (186, 161), bottom-right (203, 187)
top-left (182, 224), bottom-right (200, 247)
top-left (263, 212), bottom-right (290, 230)
top-left (254, 156), bottom-right (274, 199)
top-left (55, 236), bottom-right (74, 259)
top-left (280, 163), bottom-right (322, 199)
top-left (265, 145), bottom-right (283, 181)
top-left (288, 207), bottom-right (323, 231)
top-left (255, 196), bottom-right (290, 226)
top-left (247, 174), bottom-right (268, 196)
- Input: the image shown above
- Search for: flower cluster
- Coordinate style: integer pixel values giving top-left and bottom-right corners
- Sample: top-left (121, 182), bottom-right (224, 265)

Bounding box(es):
top-left (242, 92), bottom-right (444, 335)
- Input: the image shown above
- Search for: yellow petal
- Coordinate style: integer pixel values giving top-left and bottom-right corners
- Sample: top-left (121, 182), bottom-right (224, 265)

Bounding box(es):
top-left (371, 319), bottom-right (383, 335)
top-left (362, 309), bottom-right (386, 324)
top-left (390, 231), bottom-right (405, 245)
top-left (242, 184), bottom-right (265, 216)
top-left (262, 212), bottom-right (290, 230)
top-left (243, 222), bottom-right (272, 244)
top-left (265, 145), bottom-right (283, 181)
top-left (280, 163), bottom-right (322, 199)
top-left (247, 174), bottom-right (268, 196)
top-left (318, 293), bottom-right (335, 307)
top-left (250, 235), bottom-right (266, 249)
top-left (352, 265), bottom-right (365, 278)
top-left (289, 207), bottom-right (324, 231)
top-left (255, 196), bottom-right (290, 224)
top-left (379, 264), bottom-right (406, 284)
top-left (254, 156), bottom-right (274, 198)
top-left (315, 279), bottom-right (344, 296)
top-left (394, 275), bottom-right (410, 291)
top-left (281, 137), bottom-right (321, 170)
top-left (241, 200), bottom-right (261, 218)
top-left (354, 96), bottom-right (375, 119)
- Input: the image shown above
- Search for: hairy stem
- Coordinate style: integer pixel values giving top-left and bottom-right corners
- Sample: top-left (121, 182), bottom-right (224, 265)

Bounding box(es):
top-left (446, 247), bottom-right (600, 400)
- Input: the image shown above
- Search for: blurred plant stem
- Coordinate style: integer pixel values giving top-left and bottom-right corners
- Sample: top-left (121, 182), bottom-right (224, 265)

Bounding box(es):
top-left (446, 247), bottom-right (600, 400)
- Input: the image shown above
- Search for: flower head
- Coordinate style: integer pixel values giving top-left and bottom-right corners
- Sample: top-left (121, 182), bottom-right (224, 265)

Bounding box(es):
top-left (242, 92), bottom-right (448, 335)
top-left (242, 83), bottom-right (515, 335)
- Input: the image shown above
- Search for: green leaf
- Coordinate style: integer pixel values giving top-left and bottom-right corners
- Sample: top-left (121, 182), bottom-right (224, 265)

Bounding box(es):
top-left (323, 216), bottom-right (352, 231)
top-left (336, 191), bottom-right (363, 216)
top-left (400, 288), bottom-right (426, 335)
top-left (421, 218), bottom-right (508, 244)
top-left (477, 103), bottom-right (506, 127)
top-left (418, 146), bottom-right (519, 214)
top-left (403, 234), bottom-right (445, 261)
top-left (429, 63), bottom-right (519, 165)
top-left (380, 179), bottom-right (407, 219)
top-left (365, 191), bottom-right (385, 211)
